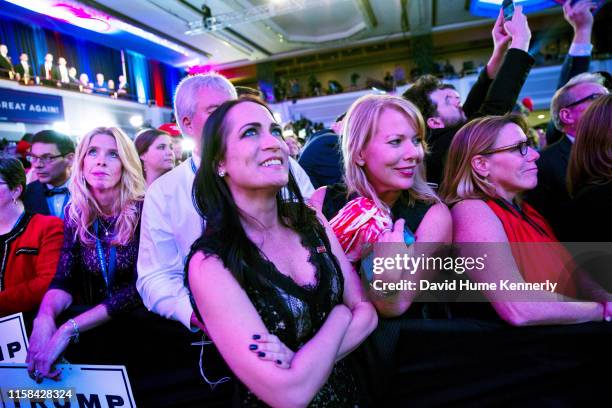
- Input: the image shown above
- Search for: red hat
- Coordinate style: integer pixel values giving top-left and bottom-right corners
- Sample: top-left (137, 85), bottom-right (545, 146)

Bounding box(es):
top-left (522, 97), bottom-right (534, 112)
top-left (16, 140), bottom-right (31, 156)
top-left (158, 123), bottom-right (182, 137)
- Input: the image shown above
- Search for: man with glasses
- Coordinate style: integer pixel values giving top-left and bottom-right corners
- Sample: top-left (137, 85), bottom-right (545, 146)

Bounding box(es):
top-left (23, 130), bottom-right (75, 218)
top-left (526, 72), bottom-right (608, 239)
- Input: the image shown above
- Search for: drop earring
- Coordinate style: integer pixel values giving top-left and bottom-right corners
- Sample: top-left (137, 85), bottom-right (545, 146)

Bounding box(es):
top-left (218, 169), bottom-right (226, 177)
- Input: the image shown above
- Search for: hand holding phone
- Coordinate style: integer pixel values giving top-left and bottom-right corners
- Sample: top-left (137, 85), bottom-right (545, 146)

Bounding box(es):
top-left (502, 0), bottom-right (515, 21)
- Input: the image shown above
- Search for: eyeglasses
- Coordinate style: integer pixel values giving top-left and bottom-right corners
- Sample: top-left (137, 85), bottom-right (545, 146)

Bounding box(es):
top-left (562, 93), bottom-right (606, 109)
top-left (26, 153), bottom-right (65, 164)
top-left (481, 140), bottom-right (533, 157)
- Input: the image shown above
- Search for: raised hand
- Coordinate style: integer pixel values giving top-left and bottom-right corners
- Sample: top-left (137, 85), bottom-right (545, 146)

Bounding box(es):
top-left (504, 5), bottom-right (531, 51)
top-left (492, 8), bottom-right (512, 53)
top-left (564, 0), bottom-right (596, 32)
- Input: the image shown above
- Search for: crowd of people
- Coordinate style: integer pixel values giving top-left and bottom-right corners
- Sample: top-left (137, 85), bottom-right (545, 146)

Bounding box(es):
top-left (0, 2), bottom-right (611, 406)
top-left (0, 49), bottom-right (131, 99)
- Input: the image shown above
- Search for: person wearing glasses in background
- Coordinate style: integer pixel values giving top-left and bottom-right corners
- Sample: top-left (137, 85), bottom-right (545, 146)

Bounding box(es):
top-left (525, 72), bottom-right (609, 240)
top-left (23, 130), bottom-right (75, 219)
top-left (440, 114), bottom-right (611, 325)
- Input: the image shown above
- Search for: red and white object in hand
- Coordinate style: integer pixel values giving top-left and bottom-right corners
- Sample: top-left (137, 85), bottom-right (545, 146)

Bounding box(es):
top-left (329, 197), bottom-right (392, 263)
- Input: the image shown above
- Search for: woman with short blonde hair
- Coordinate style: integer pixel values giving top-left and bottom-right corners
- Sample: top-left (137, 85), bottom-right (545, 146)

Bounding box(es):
top-left (27, 127), bottom-right (146, 381)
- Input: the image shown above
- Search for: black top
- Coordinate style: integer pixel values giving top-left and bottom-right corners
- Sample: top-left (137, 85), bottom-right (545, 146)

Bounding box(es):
top-left (425, 48), bottom-right (535, 185)
top-left (298, 129), bottom-right (343, 189)
top-left (48, 203), bottom-right (143, 316)
top-left (566, 182), bottom-right (612, 242)
top-left (189, 223), bottom-right (362, 407)
top-left (322, 183), bottom-right (433, 234)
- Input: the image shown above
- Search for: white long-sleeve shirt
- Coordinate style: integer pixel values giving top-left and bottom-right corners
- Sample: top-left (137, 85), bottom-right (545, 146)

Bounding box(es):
top-left (137, 156), bottom-right (314, 329)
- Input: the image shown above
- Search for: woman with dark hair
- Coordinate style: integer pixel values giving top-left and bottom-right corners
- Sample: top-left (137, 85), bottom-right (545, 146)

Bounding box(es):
top-left (567, 94), bottom-right (612, 242)
top-left (440, 114), bottom-right (610, 325)
top-left (0, 157), bottom-right (63, 317)
top-left (27, 127), bottom-right (146, 382)
top-left (134, 128), bottom-right (175, 187)
top-left (187, 97), bottom-right (377, 407)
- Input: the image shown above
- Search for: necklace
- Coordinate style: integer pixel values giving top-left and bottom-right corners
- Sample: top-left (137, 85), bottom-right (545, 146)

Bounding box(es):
top-left (97, 217), bottom-right (115, 237)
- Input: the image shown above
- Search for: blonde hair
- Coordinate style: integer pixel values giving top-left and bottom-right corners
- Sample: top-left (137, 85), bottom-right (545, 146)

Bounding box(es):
top-left (342, 94), bottom-right (439, 211)
top-left (440, 114), bottom-right (529, 205)
top-left (68, 127), bottom-right (145, 246)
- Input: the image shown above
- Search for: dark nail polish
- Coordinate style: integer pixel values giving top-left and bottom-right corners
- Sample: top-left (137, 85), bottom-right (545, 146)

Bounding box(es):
top-left (249, 344), bottom-right (258, 350)
top-left (258, 351), bottom-right (265, 358)
top-left (276, 360), bottom-right (282, 365)
top-left (252, 334), bottom-right (261, 340)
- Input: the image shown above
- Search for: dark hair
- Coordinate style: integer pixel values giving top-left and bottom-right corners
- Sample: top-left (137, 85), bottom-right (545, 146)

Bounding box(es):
top-left (402, 74), bottom-right (455, 121)
top-left (31, 130), bottom-right (75, 155)
top-left (0, 157), bottom-right (26, 199)
top-left (134, 128), bottom-right (170, 156)
top-left (235, 86), bottom-right (263, 100)
top-left (189, 96), bottom-right (320, 286)
top-left (134, 128), bottom-right (170, 177)
top-left (567, 94), bottom-right (612, 195)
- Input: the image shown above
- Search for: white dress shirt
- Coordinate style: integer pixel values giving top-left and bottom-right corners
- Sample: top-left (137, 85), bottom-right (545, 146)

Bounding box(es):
top-left (44, 62), bottom-right (52, 79)
top-left (59, 65), bottom-right (69, 83)
top-left (46, 180), bottom-right (70, 219)
top-left (137, 155), bottom-right (314, 330)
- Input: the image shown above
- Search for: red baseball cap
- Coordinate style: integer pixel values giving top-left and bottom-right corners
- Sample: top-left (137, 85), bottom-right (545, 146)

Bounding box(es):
top-left (158, 123), bottom-right (182, 137)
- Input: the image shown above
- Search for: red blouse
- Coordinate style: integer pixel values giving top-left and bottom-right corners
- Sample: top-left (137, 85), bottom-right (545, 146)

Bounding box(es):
top-left (486, 199), bottom-right (577, 297)
top-left (0, 213), bottom-right (63, 316)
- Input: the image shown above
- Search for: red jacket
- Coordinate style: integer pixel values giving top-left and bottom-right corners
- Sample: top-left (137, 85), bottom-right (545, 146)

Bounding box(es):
top-left (0, 213), bottom-right (63, 316)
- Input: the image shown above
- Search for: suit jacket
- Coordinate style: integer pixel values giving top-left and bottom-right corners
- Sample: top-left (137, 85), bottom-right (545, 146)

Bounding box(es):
top-left (524, 136), bottom-right (572, 240)
top-left (0, 55), bottom-right (13, 78)
top-left (0, 213), bottom-right (63, 316)
top-left (298, 129), bottom-right (343, 189)
top-left (23, 181), bottom-right (52, 215)
top-left (426, 49), bottom-right (535, 185)
top-left (39, 63), bottom-right (60, 81)
top-left (14, 62), bottom-right (31, 78)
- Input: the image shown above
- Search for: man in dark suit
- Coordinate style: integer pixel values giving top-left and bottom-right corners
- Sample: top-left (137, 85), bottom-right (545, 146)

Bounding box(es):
top-left (39, 53), bottom-right (60, 83)
top-left (525, 73), bottom-right (608, 240)
top-left (525, 2), bottom-right (608, 240)
top-left (544, 0), bottom-right (599, 146)
top-left (298, 113), bottom-right (345, 189)
top-left (0, 44), bottom-right (13, 79)
top-left (14, 53), bottom-right (32, 83)
top-left (23, 130), bottom-right (75, 218)
top-left (403, 6), bottom-right (534, 186)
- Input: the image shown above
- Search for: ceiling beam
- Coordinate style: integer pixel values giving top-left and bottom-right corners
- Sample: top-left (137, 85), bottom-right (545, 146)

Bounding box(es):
top-left (408, 0), bottom-right (434, 35)
top-left (355, 0), bottom-right (378, 29)
top-left (178, 0), bottom-right (272, 57)
top-left (78, 0), bottom-right (211, 58)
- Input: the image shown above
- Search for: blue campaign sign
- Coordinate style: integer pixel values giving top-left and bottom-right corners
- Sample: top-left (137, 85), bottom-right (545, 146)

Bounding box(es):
top-left (0, 88), bottom-right (65, 124)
